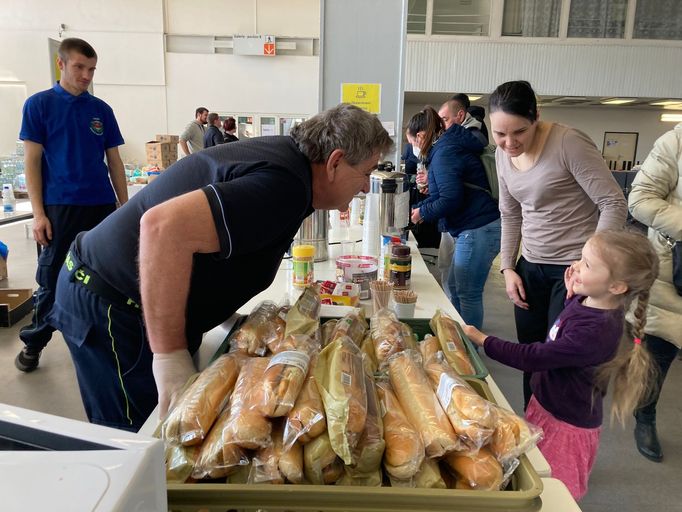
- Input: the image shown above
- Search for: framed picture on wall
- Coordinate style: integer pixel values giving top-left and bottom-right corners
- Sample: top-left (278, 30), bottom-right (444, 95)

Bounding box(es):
top-left (602, 132), bottom-right (638, 170)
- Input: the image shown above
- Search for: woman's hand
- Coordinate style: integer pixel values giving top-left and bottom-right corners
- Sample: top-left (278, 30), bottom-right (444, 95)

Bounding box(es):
top-left (503, 268), bottom-right (529, 310)
top-left (411, 207), bottom-right (422, 225)
top-left (462, 325), bottom-right (487, 347)
top-left (564, 262), bottom-right (579, 299)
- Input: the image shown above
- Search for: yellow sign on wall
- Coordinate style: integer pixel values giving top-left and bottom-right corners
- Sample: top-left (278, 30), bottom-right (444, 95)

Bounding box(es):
top-left (341, 83), bottom-right (381, 114)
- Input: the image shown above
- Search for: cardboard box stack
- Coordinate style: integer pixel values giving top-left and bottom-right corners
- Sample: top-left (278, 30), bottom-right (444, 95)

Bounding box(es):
top-left (145, 135), bottom-right (179, 170)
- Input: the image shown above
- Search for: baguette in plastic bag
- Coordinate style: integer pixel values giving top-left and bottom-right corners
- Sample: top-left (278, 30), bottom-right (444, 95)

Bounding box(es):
top-left (423, 352), bottom-right (495, 451)
top-left (285, 284), bottom-right (321, 338)
top-left (283, 353), bottom-right (327, 448)
top-left (444, 447), bottom-right (504, 491)
top-left (370, 309), bottom-right (406, 368)
top-left (430, 310), bottom-right (475, 375)
top-left (490, 406), bottom-right (542, 463)
top-left (387, 350), bottom-right (461, 457)
top-left (314, 336), bottom-right (367, 465)
top-left (303, 431), bottom-right (344, 485)
top-left (229, 301), bottom-right (284, 356)
top-left (260, 334), bottom-right (317, 417)
top-left (375, 378), bottom-right (424, 480)
top-left (162, 353), bottom-right (243, 446)
top-left (191, 408), bottom-right (249, 480)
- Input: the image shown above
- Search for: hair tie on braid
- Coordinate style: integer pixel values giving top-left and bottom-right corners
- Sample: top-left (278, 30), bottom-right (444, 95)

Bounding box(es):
top-left (633, 337), bottom-right (642, 345)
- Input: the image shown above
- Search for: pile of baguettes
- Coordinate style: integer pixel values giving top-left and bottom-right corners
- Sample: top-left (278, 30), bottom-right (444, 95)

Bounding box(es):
top-left (161, 285), bottom-right (542, 490)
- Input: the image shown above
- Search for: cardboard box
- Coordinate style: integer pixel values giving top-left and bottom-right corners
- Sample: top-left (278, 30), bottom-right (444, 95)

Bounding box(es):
top-left (146, 156), bottom-right (175, 170)
top-left (145, 141), bottom-right (176, 158)
top-left (155, 134), bottom-right (179, 144)
top-left (0, 289), bottom-right (33, 327)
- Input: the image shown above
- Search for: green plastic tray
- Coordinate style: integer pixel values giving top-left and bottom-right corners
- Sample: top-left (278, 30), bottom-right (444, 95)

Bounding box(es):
top-left (166, 378), bottom-right (542, 512)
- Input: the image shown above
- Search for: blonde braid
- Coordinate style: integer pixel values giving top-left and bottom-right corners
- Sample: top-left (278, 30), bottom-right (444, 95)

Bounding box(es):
top-left (596, 291), bottom-right (658, 425)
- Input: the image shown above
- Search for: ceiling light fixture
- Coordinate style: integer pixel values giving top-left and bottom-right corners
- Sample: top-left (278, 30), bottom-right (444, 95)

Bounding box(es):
top-left (467, 95), bottom-right (482, 101)
top-left (663, 104), bottom-right (682, 110)
top-left (650, 100), bottom-right (682, 106)
top-left (660, 113), bottom-right (682, 122)
top-left (601, 98), bottom-right (636, 105)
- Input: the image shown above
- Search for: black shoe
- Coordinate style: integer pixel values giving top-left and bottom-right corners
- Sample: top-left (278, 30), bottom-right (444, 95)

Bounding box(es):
top-left (15, 347), bottom-right (41, 372)
top-left (634, 421), bottom-right (663, 462)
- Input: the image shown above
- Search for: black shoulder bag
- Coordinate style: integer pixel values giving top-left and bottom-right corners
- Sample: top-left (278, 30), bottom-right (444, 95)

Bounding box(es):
top-left (662, 233), bottom-right (682, 296)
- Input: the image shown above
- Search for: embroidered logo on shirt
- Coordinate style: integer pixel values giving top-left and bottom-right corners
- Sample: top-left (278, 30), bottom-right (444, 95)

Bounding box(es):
top-left (548, 318), bottom-right (561, 342)
top-left (90, 117), bottom-right (104, 136)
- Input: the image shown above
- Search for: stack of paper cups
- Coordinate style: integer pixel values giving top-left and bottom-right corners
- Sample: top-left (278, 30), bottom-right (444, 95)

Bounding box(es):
top-left (350, 196), bottom-right (363, 226)
top-left (361, 192), bottom-right (380, 258)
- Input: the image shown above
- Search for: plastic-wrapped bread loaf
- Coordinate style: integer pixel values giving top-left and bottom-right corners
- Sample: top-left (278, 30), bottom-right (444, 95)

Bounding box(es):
top-left (423, 353), bottom-right (495, 451)
top-left (387, 350), bottom-right (461, 458)
top-left (429, 310), bottom-right (475, 375)
top-left (303, 431), bottom-right (344, 485)
top-left (260, 334), bottom-right (318, 417)
top-left (162, 353), bottom-right (243, 446)
top-left (418, 335), bottom-right (441, 364)
top-left (329, 309), bottom-right (368, 346)
top-left (229, 301), bottom-right (284, 356)
top-left (223, 357), bottom-right (273, 450)
top-left (249, 420), bottom-right (304, 484)
top-left (348, 371), bottom-right (385, 475)
top-left (489, 406), bottom-right (542, 463)
top-left (444, 447), bottom-right (504, 491)
top-left (165, 443), bottom-right (201, 483)
top-left (414, 458), bottom-right (447, 489)
top-left (191, 407), bottom-right (249, 480)
top-left (370, 309), bottom-right (407, 368)
top-left (375, 379), bottom-right (425, 480)
top-left (283, 353), bottom-right (327, 448)
top-left (285, 284), bottom-right (321, 338)
top-left (320, 319), bottom-right (338, 347)
top-left (314, 336), bottom-right (368, 465)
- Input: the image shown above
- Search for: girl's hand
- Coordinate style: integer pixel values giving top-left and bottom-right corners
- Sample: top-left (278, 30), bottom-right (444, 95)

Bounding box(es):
top-left (411, 208), bottom-right (422, 225)
top-left (462, 325), bottom-right (487, 346)
top-left (564, 262), bottom-right (578, 299)
top-left (503, 269), bottom-right (529, 310)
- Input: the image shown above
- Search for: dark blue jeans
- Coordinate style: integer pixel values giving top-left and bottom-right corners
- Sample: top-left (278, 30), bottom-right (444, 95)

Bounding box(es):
top-left (20, 204), bottom-right (115, 353)
top-left (514, 257), bottom-right (569, 408)
top-left (447, 217), bottom-right (501, 329)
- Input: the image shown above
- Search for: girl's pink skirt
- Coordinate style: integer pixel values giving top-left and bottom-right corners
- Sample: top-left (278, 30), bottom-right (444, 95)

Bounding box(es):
top-left (525, 395), bottom-right (601, 501)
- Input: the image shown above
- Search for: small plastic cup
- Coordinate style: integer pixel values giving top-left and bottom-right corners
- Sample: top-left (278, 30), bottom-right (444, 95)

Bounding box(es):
top-left (394, 301), bottom-right (416, 318)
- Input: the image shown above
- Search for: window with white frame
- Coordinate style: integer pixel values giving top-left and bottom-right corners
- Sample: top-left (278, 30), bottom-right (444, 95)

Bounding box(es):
top-left (567, 0), bottom-right (627, 38)
top-left (502, 0), bottom-right (561, 37)
top-left (633, 0), bottom-right (682, 40)
top-left (432, 0), bottom-right (490, 36)
top-left (407, 0), bottom-right (428, 34)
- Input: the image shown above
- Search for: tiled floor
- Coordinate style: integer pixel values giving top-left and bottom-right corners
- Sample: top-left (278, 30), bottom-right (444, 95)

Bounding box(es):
top-left (1, 219), bottom-right (680, 511)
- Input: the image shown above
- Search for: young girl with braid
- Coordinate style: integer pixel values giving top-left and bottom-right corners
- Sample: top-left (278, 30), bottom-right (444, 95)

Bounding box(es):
top-left (463, 230), bottom-right (659, 500)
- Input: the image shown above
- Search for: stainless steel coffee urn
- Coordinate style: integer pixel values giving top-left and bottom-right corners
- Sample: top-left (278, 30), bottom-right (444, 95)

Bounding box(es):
top-left (370, 170), bottom-right (410, 237)
top-left (295, 209), bottom-right (328, 262)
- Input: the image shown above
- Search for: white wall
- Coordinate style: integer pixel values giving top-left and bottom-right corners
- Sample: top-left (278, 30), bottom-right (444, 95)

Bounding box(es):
top-left (403, 102), bottom-right (672, 163)
top-left (0, 0), bottom-right (320, 163)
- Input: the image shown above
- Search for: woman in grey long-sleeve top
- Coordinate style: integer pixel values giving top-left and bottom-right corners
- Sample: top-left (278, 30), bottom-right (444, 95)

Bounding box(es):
top-left (488, 81), bottom-right (627, 408)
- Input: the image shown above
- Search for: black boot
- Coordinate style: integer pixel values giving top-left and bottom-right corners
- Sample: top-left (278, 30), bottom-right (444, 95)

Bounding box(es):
top-left (634, 421), bottom-right (663, 462)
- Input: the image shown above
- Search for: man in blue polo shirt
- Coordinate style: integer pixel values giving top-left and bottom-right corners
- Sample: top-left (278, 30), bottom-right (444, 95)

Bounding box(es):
top-left (15, 37), bottom-right (128, 372)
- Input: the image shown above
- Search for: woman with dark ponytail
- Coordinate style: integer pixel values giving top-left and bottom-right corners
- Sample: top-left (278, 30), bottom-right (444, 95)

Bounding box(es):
top-left (463, 229), bottom-right (659, 500)
top-left (408, 106), bottom-right (500, 329)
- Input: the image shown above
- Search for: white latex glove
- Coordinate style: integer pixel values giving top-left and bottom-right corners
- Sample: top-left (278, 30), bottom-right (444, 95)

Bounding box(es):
top-left (152, 349), bottom-right (196, 420)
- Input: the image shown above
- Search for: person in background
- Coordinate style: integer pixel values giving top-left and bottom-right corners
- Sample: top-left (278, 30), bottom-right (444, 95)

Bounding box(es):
top-left (179, 107), bottom-right (208, 156)
top-left (468, 105), bottom-right (490, 142)
top-left (401, 138), bottom-right (419, 175)
top-left (438, 93), bottom-right (488, 145)
top-left (223, 116), bottom-right (239, 143)
top-left (489, 80), bottom-right (627, 407)
top-left (627, 123), bottom-right (682, 463)
top-left (464, 229), bottom-right (659, 501)
top-left (437, 93), bottom-right (490, 300)
top-left (409, 106), bottom-right (500, 329)
top-left (203, 113), bottom-right (224, 149)
top-left (47, 104), bottom-right (392, 432)
top-left (14, 37), bottom-right (128, 373)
